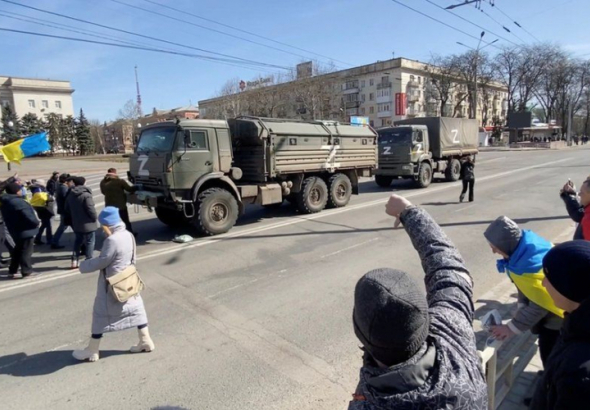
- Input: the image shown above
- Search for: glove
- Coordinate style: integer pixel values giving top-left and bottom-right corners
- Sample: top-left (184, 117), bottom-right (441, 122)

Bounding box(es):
top-left (496, 259), bottom-right (508, 273)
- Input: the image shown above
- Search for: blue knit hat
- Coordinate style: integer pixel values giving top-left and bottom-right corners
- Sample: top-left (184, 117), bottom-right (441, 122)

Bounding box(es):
top-left (99, 206), bottom-right (121, 226)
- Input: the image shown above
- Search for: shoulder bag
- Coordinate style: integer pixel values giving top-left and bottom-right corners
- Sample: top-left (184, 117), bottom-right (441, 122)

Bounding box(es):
top-left (106, 233), bottom-right (145, 303)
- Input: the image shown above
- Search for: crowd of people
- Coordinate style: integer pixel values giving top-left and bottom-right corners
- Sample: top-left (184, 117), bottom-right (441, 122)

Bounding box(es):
top-left (0, 167), bottom-right (137, 277)
top-left (349, 175), bottom-right (590, 409)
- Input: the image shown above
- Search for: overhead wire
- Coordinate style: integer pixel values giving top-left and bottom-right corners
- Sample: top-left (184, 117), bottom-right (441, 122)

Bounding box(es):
top-left (491, 4), bottom-right (541, 42)
top-left (423, 0), bottom-right (518, 46)
top-left (110, 0), bottom-right (346, 69)
top-left (390, 0), bottom-right (502, 50)
top-left (479, 8), bottom-right (526, 43)
top-left (0, 0), bottom-right (289, 70)
top-left (141, 0), bottom-right (352, 67)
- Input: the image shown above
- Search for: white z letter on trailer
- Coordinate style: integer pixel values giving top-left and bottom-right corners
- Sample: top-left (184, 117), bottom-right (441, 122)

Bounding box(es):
top-left (138, 155), bottom-right (149, 176)
top-left (383, 146), bottom-right (392, 155)
top-left (451, 129), bottom-right (460, 144)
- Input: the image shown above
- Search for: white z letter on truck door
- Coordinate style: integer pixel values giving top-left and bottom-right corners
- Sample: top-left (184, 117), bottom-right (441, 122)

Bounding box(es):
top-left (451, 129), bottom-right (460, 144)
top-left (138, 155), bottom-right (149, 176)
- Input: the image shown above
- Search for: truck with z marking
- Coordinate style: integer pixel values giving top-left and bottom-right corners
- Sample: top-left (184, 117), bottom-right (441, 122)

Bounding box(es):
top-left (374, 117), bottom-right (479, 188)
top-left (127, 116), bottom-right (377, 235)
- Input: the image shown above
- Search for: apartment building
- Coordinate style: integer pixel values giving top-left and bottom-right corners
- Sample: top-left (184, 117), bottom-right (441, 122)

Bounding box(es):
top-left (199, 57), bottom-right (508, 127)
top-left (0, 75), bottom-right (75, 119)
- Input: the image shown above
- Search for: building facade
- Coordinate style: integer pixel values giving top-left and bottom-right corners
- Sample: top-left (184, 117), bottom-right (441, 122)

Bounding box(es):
top-left (0, 75), bottom-right (75, 120)
top-left (199, 58), bottom-right (508, 128)
top-left (138, 104), bottom-right (199, 127)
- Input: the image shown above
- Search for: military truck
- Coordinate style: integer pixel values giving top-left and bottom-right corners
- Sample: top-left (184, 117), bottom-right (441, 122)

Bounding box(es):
top-left (127, 116), bottom-right (377, 235)
top-left (374, 117), bottom-right (479, 188)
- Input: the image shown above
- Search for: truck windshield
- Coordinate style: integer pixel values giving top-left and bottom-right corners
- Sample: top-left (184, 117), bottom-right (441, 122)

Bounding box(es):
top-left (378, 128), bottom-right (413, 145)
top-left (137, 127), bottom-right (177, 153)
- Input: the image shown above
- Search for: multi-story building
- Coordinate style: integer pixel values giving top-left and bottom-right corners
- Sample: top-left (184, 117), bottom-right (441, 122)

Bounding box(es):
top-left (138, 104), bottom-right (199, 127)
top-left (0, 75), bottom-right (75, 119)
top-left (199, 58), bottom-right (508, 128)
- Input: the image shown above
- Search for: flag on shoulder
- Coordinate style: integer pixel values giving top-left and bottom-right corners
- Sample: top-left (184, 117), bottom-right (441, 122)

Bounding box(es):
top-left (1, 132), bottom-right (51, 164)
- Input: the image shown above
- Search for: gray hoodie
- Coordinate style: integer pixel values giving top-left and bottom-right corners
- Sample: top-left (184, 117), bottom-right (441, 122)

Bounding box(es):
top-left (64, 185), bottom-right (98, 233)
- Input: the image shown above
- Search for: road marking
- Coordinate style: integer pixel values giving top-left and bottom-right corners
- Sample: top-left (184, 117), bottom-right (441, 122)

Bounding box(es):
top-left (320, 238), bottom-right (379, 259)
top-left (478, 156), bottom-right (505, 164)
top-left (453, 204), bottom-right (476, 213)
top-left (0, 157), bottom-right (571, 294)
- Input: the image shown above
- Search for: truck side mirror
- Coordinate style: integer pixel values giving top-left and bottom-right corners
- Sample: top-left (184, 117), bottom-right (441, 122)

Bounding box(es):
top-left (184, 130), bottom-right (191, 146)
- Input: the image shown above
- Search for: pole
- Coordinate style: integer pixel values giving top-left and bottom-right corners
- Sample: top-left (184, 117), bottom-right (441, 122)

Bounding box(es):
top-left (567, 103), bottom-right (573, 146)
top-left (474, 32), bottom-right (485, 123)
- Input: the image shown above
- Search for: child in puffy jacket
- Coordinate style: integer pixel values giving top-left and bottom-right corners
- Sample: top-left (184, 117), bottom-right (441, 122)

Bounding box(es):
top-left (30, 179), bottom-right (55, 245)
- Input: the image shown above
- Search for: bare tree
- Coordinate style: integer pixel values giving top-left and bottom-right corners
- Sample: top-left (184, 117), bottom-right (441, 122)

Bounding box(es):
top-left (89, 119), bottom-right (106, 154)
top-left (117, 99), bottom-right (141, 121)
top-left (452, 50), bottom-right (493, 119)
top-left (425, 55), bottom-right (459, 116)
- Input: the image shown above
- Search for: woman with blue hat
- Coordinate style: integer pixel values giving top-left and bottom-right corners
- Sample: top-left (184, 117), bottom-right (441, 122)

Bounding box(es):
top-left (72, 206), bottom-right (154, 362)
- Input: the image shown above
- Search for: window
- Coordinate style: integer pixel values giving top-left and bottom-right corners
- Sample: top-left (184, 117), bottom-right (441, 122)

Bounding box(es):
top-left (188, 130), bottom-right (208, 150)
top-left (381, 76), bottom-right (389, 83)
top-left (361, 107), bottom-right (365, 115)
top-left (28, 100), bottom-right (35, 108)
top-left (361, 80), bottom-right (365, 88)
top-left (369, 93), bottom-right (374, 101)
top-left (42, 100), bottom-right (49, 108)
top-left (378, 104), bottom-right (391, 112)
top-left (418, 76), bottom-right (422, 84)
top-left (55, 101), bottom-right (62, 109)
top-left (369, 79), bottom-right (374, 86)
top-left (369, 106), bottom-right (374, 114)
top-left (361, 94), bottom-right (366, 102)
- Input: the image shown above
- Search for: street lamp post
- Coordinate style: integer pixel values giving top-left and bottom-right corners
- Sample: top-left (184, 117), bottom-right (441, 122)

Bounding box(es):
top-left (474, 31), bottom-right (486, 122)
top-left (6, 120), bottom-right (14, 171)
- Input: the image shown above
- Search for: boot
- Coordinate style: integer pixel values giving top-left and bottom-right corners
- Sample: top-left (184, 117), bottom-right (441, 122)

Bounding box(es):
top-left (130, 327), bottom-right (155, 353)
top-left (71, 259), bottom-right (79, 270)
top-left (72, 338), bottom-right (100, 362)
top-left (459, 194), bottom-right (465, 203)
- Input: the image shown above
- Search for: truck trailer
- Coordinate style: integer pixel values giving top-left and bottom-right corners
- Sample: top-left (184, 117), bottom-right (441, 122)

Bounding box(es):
top-left (127, 116), bottom-right (377, 235)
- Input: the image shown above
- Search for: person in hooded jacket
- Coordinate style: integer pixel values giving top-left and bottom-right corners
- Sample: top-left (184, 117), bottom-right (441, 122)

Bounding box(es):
top-left (100, 168), bottom-right (137, 234)
top-left (0, 182), bottom-right (39, 278)
top-left (483, 216), bottom-right (564, 366)
top-left (46, 171), bottom-right (59, 196)
top-left (50, 173), bottom-right (71, 249)
top-left (459, 156), bottom-right (475, 203)
top-left (0, 174), bottom-right (18, 265)
top-left (64, 176), bottom-right (97, 269)
top-left (530, 241), bottom-right (590, 409)
top-left (559, 177), bottom-right (590, 240)
top-left (30, 179), bottom-right (55, 245)
top-left (349, 194), bottom-right (487, 410)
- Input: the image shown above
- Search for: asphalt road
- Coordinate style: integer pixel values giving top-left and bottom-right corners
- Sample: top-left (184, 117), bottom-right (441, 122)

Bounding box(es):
top-left (0, 147), bottom-right (588, 410)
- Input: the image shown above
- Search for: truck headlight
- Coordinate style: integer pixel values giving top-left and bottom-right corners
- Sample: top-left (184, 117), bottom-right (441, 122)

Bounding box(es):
top-left (402, 165), bottom-right (411, 170)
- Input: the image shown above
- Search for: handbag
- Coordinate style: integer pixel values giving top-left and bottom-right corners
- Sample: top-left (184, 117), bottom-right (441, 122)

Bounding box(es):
top-left (106, 233), bottom-right (145, 302)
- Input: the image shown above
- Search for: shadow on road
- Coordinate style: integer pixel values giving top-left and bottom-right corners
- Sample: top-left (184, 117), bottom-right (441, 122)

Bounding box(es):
top-left (0, 350), bottom-right (128, 377)
top-left (421, 201), bottom-right (461, 206)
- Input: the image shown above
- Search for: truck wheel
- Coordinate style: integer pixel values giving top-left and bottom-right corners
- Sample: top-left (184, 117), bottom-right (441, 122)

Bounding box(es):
top-left (155, 207), bottom-right (188, 228)
top-left (416, 162), bottom-right (432, 188)
top-left (375, 175), bottom-right (394, 188)
top-left (327, 173), bottom-right (352, 208)
top-left (297, 176), bottom-right (328, 214)
top-left (445, 159), bottom-right (461, 182)
top-left (195, 188), bottom-right (239, 236)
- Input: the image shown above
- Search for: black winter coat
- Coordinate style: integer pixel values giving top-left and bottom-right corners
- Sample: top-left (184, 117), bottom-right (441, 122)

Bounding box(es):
top-left (348, 207), bottom-right (487, 410)
top-left (55, 183), bottom-right (69, 215)
top-left (460, 162), bottom-right (475, 181)
top-left (64, 186), bottom-right (97, 233)
top-left (46, 178), bottom-right (57, 196)
top-left (560, 193), bottom-right (585, 240)
top-left (531, 299), bottom-right (590, 409)
top-left (0, 194), bottom-right (39, 240)
top-left (0, 177), bottom-right (15, 225)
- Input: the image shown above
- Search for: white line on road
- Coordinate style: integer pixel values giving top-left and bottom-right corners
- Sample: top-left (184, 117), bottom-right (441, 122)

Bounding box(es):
top-left (0, 157), bottom-right (571, 294)
top-left (453, 204), bottom-right (476, 213)
top-left (478, 156), bottom-right (505, 164)
top-left (320, 238), bottom-right (379, 259)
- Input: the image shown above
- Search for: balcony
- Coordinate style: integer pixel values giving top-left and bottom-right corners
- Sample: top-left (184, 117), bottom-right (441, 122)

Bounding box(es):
top-left (376, 95), bottom-right (392, 104)
top-left (346, 108), bottom-right (359, 116)
top-left (345, 101), bottom-right (360, 108)
top-left (377, 81), bottom-right (392, 90)
top-left (407, 91), bottom-right (420, 102)
top-left (377, 110), bottom-right (392, 118)
top-left (342, 87), bottom-right (359, 95)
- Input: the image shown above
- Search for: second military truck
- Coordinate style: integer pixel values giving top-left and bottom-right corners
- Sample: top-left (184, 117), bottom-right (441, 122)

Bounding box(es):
top-left (127, 116), bottom-right (377, 235)
top-left (374, 117), bottom-right (479, 188)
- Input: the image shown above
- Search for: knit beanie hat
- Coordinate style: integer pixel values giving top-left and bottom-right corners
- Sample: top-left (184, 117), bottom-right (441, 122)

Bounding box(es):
top-left (99, 206), bottom-right (121, 227)
top-left (5, 182), bottom-right (21, 195)
top-left (543, 241), bottom-right (590, 303)
top-left (484, 216), bottom-right (523, 256)
top-left (353, 268), bottom-right (429, 367)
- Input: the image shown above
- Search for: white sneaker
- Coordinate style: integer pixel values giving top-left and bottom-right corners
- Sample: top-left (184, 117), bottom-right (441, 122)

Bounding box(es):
top-left (130, 327), bottom-right (155, 353)
top-left (72, 338), bottom-right (101, 362)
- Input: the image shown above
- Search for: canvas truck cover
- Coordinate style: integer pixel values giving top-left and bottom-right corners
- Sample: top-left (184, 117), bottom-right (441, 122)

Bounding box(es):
top-left (394, 117), bottom-right (479, 158)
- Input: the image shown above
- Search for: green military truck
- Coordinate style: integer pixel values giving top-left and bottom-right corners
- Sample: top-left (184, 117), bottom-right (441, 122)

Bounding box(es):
top-left (127, 116), bottom-right (377, 235)
top-left (374, 117), bottom-right (479, 188)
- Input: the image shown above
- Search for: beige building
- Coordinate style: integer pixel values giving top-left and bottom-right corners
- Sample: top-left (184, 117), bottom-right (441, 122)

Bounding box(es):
top-left (199, 58), bottom-right (508, 128)
top-left (0, 75), bottom-right (75, 119)
top-left (138, 104), bottom-right (199, 127)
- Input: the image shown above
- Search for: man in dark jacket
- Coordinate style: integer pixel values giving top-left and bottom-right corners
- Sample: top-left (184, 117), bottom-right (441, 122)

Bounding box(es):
top-left (560, 179), bottom-right (586, 240)
top-left (531, 241), bottom-right (590, 409)
top-left (459, 156), bottom-right (475, 203)
top-left (50, 173), bottom-right (71, 249)
top-left (64, 177), bottom-right (97, 269)
top-left (0, 174), bottom-right (18, 266)
top-left (100, 168), bottom-right (137, 234)
top-left (0, 183), bottom-right (39, 278)
top-left (46, 171), bottom-right (59, 196)
top-left (349, 194), bottom-right (487, 410)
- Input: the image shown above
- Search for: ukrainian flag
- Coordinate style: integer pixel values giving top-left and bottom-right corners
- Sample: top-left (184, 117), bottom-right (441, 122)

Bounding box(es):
top-left (1, 132), bottom-right (51, 164)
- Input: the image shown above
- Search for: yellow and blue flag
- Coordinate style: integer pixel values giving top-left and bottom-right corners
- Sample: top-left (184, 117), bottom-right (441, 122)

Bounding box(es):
top-left (0, 132), bottom-right (51, 164)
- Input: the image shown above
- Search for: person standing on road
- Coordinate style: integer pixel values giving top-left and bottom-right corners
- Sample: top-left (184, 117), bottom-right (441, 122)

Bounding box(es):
top-left (559, 178), bottom-right (590, 240)
top-left (530, 241), bottom-right (590, 409)
top-left (483, 216), bottom-right (563, 366)
top-left (349, 194), bottom-right (487, 409)
top-left (459, 156), bottom-right (475, 203)
top-left (100, 168), bottom-right (137, 235)
top-left (0, 183), bottom-right (40, 278)
top-left (0, 174), bottom-right (18, 266)
top-left (30, 179), bottom-right (55, 246)
top-left (72, 206), bottom-right (154, 362)
top-left (50, 173), bottom-right (71, 249)
top-left (45, 171), bottom-right (59, 196)
top-left (64, 177), bottom-right (97, 269)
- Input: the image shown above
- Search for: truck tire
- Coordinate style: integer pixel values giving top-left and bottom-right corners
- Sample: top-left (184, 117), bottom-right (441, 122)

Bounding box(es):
top-left (416, 162), bottom-right (432, 188)
top-left (155, 207), bottom-right (189, 228)
top-left (445, 159), bottom-right (461, 182)
top-left (297, 176), bottom-right (328, 214)
top-left (327, 173), bottom-right (352, 208)
top-left (195, 188), bottom-right (239, 236)
top-left (375, 175), bottom-right (394, 188)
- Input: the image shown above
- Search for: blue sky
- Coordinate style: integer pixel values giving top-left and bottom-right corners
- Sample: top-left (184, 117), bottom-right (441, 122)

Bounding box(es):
top-left (0, 0), bottom-right (588, 122)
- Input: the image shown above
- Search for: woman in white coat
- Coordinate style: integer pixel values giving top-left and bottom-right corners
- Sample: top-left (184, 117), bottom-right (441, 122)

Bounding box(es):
top-left (73, 206), bottom-right (154, 362)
